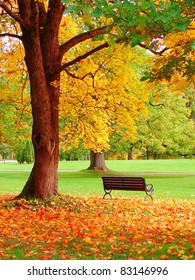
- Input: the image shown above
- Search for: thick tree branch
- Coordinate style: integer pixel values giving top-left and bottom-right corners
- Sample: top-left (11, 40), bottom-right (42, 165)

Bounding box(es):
top-left (52, 36), bottom-right (124, 77)
top-left (59, 26), bottom-right (109, 60)
top-left (40, 0), bottom-right (64, 74)
top-left (0, 0), bottom-right (24, 27)
top-left (43, 0), bottom-right (64, 39)
top-left (38, 1), bottom-right (47, 29)
top-left (58, 41), bottom-right (110, 74)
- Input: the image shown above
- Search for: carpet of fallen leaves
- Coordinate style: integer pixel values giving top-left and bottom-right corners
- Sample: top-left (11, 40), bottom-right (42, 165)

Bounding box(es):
top-left (0, 195), bottom-right (195, 260)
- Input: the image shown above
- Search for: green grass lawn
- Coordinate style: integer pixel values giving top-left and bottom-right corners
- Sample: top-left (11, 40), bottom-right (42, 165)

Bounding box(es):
top-left (0, 159), bottom-right (194, 199)
top-left (0, 158), bottom-right (195, 172)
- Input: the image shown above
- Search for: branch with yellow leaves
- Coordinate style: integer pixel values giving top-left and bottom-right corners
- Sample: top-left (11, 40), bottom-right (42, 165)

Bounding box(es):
top-left (59, 25), bottom-right (110, 60)
top-left (57, 36), bottom-right (123, 77)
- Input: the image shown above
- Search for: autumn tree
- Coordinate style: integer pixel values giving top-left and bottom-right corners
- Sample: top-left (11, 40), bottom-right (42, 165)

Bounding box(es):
top-left (59, 43), bottom-right (149, 171)
top-left (141, 3), bottom-right (195, 85)
top-left (0, 0), bottom-right (193, 199)
top-left (107, 80), bottom-right (195, 160)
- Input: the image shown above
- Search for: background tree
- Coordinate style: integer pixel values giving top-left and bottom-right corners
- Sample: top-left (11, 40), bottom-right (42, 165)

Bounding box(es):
top-left (0, 143), bottom-right (12, 160)
top-left (107, 82), bottom-right (195, 160)
top-left (0, 0), bottom-right (193, 198)
top-left (131, 84), bottom-right (195, 159)
top-left (16, 140), bottom-right (34, 164)
top-left (59, 43), bottom-right (149, 170)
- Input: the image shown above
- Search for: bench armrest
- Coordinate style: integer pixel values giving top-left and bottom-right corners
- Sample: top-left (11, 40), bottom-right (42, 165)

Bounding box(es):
top-left (146, 184), bottom-right (154, 192)
top-left (145, 184), bottom-right (154, 200)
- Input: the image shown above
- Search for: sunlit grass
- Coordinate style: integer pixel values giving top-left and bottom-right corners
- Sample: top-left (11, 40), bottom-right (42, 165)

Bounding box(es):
top-left (0, 159), bottom-right (195, 172)
top-left (0, 159), bottom-right (194, 199)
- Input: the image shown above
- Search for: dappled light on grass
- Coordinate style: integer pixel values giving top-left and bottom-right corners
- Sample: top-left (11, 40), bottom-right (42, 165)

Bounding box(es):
top-left (0, 195), bottom-right (194, 260)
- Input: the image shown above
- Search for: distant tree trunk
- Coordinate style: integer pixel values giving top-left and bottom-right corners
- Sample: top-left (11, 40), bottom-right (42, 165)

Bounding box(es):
top-left (128, 144), bottom-right (133, 160)
top-left (87, 150), bottom-right (109, 171)
top-left (153, 151), bottom-right (157, 159)
top-left (146, 146), bottom-right (149, 160)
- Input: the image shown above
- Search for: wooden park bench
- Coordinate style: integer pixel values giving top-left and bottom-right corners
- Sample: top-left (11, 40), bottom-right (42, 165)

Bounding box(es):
top-left (102, 176), bottom-right (154, 200)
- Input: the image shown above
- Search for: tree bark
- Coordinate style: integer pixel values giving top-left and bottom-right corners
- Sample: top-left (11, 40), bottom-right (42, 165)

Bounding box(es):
top-left (16, 0), bottom-right (64, 199)
top-left (87, 150), bottom-right (109, 171)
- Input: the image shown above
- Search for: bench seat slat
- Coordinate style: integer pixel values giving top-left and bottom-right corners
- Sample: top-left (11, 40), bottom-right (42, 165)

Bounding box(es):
top-left (104, 187), bottom-right (145, 191)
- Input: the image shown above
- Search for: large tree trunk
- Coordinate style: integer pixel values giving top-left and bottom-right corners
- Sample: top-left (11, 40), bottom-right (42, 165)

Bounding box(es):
top-left (3, 0), bottom-right (112, 199)
top-left (16, 0), bottom-right (64, 199)
top-left (87, 150), bottom-right (109, 171)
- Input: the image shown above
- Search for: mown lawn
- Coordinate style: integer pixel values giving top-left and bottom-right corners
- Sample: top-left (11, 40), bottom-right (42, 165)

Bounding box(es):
top-left (0, 159), bottom-right (195, 200)
top-left (1, 158), bottom-right (194, 172)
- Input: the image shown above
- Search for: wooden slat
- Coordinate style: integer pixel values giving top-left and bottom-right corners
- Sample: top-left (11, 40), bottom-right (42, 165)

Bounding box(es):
top-left (102, 176), bottom-right (146, 191)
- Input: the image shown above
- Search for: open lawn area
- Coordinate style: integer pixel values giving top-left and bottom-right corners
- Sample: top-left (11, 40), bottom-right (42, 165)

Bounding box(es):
top-left (0, 159), bottom-right (194, 260)
top-left (0, 159), bottom-right (194, 199)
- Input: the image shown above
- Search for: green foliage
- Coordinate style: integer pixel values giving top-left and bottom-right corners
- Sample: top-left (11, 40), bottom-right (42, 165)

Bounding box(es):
top-left (59, 146), bottom-right (89, 161)
top-left (62, 0), bottom-right (194, 84)
top-left (0, 143), bottom-right (12, 160)
top-left (63, 0), bottom-right (191, 38)
top-left (16, 141), bottom-right (34, 164)
top-left (137, 89), bottom-right (195, 159)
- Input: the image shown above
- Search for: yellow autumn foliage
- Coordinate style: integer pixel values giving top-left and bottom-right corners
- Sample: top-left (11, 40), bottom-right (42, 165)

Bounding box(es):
top-left (151, 18), bottom-right (195, 88)
top-left (59, 41), bottom-right (149, 152)
top-left (0, 38), bottom-right (31, 144)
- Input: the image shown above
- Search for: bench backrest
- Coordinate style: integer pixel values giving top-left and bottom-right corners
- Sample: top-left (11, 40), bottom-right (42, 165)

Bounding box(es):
top-left (102, 176), bottom-right (146, 191)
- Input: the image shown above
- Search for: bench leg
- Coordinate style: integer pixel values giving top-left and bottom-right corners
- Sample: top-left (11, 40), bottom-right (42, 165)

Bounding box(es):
top-left (145, 184), bottom-right (154, 201)
top-left (103, 190), bottom-right (112, 199)
top-left (144, 193), bottom-right (153, 201)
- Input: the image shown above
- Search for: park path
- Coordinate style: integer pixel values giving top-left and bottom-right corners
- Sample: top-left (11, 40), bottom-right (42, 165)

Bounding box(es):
top-left (1, 160), bottom-right (194, 175)
top-left (0, 161), bottom-right (194, 175)
top-left (1, 170), bottom-right (195, 175)
top-left (125, 171), bottom-right (195, 175)
top-left (58, 170), bottom-right (195, 175)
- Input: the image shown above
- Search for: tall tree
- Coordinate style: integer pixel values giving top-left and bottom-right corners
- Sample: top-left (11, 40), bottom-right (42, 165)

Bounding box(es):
top-left (0, 0), bottom-right (193, 198)
top-left (59, 44), bottom-right (148, 170)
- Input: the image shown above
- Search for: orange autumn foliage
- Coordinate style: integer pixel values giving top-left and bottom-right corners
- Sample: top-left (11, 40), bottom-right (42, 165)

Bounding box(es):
top-left (0, 195), bottom-right (194, 260)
